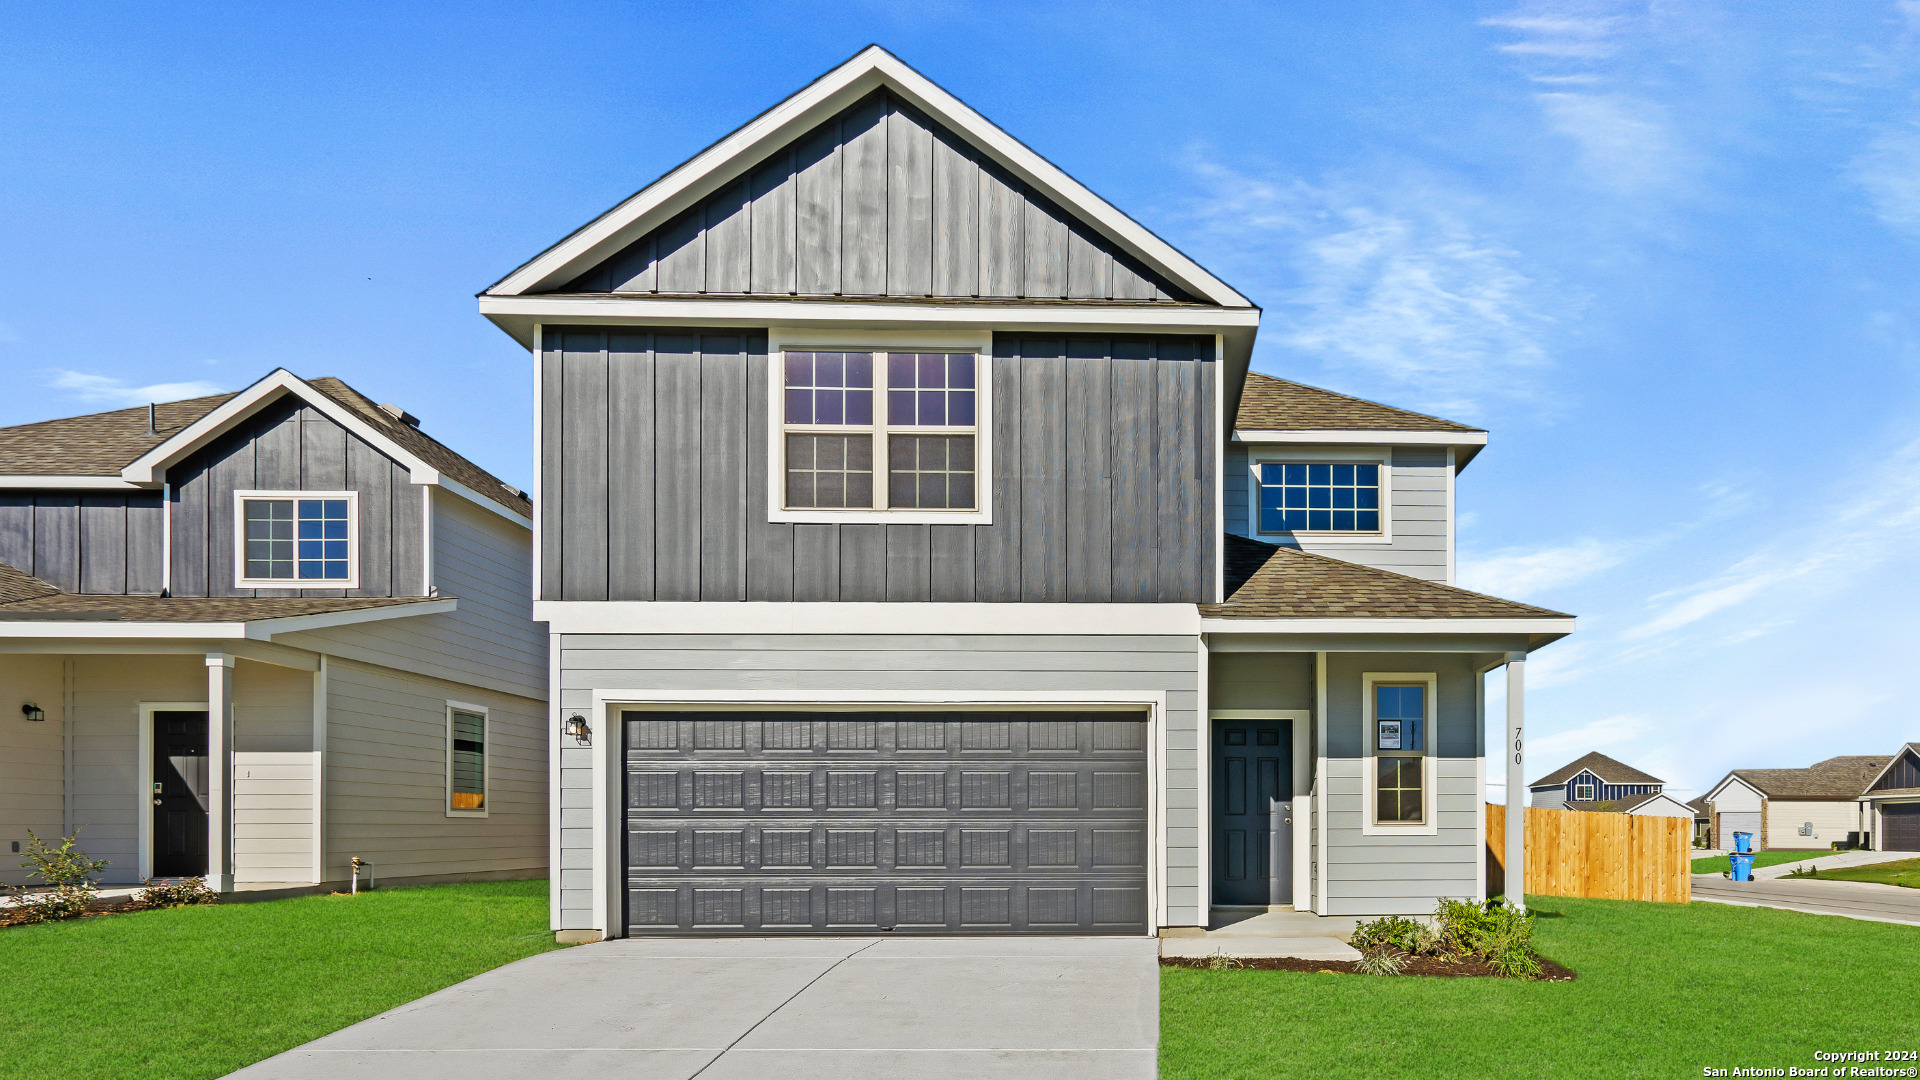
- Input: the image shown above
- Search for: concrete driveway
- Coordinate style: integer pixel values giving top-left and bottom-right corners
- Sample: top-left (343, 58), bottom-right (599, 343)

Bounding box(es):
top-left (227, 936), bottom-right (1159, 1080)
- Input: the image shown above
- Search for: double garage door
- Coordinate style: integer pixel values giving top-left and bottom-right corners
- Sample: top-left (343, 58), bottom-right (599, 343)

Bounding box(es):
top-left (623, 710), bottom-right (1150, 935)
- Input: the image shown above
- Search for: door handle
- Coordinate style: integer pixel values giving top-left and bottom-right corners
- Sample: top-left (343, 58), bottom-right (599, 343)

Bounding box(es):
top-left (153, 797), bottom-right (163, 806)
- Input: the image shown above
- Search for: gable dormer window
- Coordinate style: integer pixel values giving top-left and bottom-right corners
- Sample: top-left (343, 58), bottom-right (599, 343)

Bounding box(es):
top-left (1256, 462), bottom-right (1381, 534)
top-left (234, 491), bottom-right (358, 588)
top-left (769, 344), bottom-right (992, 524)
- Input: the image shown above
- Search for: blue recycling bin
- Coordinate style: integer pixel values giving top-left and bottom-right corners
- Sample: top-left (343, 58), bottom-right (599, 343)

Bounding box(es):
top-left (1732, 831), bottom-right (1753, 854)
top-left (1730, 851), bottom-right (1755, 881)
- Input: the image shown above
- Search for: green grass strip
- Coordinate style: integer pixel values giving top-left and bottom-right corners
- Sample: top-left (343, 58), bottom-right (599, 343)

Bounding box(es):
top-left (1792, 856), bottom-right (1920, 888)
top-left (1160, 896), bottom-right (1920, 1079)
top-left (0, 878), bottom-right (561, 1080)
top-left (1690, 849), bottom-right (1830, 875)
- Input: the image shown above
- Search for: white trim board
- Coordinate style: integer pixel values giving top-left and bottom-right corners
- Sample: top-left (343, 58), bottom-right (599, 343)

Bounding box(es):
top-left (231, 490), bottom-right (362, 591)
top-left (1233, 430), bottom-right (1486, 446)
top-left (1200, 617), bottom-right (1575, 637)
top-left (484, 46), bottom-right (1252, 308)
top-left (138, 700), bottom-right (211, 882)
top-left (1360, 671), bottom-right (1440, 837)
top-left (0, 598), bottom-right (458, 641)
top-left (585, 686), bottom-right (1171, 939)
top-left (535, 601), bottom-right (1202, 636)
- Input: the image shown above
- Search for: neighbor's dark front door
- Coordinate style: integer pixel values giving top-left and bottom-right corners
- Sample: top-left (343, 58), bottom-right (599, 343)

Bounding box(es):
top-left (152, 711), bottom-right (209, 877)
top-left (1213, 721), bottom-right (1292, 907)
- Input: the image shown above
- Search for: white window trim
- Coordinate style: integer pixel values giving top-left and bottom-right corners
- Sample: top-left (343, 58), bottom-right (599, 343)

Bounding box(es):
top-left (232, 490), bottom-right (360, 590)
top-left (445, 700), bottom-right (490, 819)
top-left (1244, 446), bottom-right (1393, 545)
top-left (1361, 671), bottom-right (1438, 836)
top-left (1574, 780), bottom-right (1597, 801)
top-left (764, 328), bottom-right (994, 525)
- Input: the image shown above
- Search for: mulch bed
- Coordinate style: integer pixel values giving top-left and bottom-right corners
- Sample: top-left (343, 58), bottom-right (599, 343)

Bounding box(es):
top-left (1161, 953), bottom-right (1576, 980)
top-left (0, 897), bottom-right (143, 929)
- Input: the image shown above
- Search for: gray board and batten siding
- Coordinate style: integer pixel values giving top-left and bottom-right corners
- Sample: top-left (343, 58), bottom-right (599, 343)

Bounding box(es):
top-left (167, 395), bottom-right (424, 599)
top-left (539, 328), bottom-right (1216, 604)
top-left (554, 632), bottom-right (1202, 933)
top-left (559, 90), bottom-right (1192, 303)
top-left (0, 491), bottom-right (164, 594)
top-left (1224, 443), bottom-right (1450, 583)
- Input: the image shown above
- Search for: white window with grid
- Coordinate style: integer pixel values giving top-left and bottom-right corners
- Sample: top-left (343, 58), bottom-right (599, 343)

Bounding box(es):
top-left (767, 336), bottom-right (993, 524)
top-left (233, 491), bottom-right (358, 589)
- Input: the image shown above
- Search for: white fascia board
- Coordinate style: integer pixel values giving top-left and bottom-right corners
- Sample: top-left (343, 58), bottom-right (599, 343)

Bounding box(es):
top-left (438, 475), bottom-right (532, 529)
top-left (1233, 430), bottom-right (1487, 446)
top-left (1198, 616), bottom-right (1576, 638)
top-left (1858, 746), bottom-right (1919, 793)
top-left (1706, 774), bottom-right (1761, 802)
top-left (487, 46), bottom-right (1251, 309)
top-left (246, 598), bottom-right (459, 638)
top-left (535, 601), bottom-right (1202, 637)
top-left (0, 621), bottom-right (253, 640)
top-left (0, 475), bottom-right (152, 490)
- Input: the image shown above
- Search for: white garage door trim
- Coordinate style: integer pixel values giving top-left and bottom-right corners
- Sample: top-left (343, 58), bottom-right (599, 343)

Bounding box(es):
top-left (587, 688), bottom-right (1170, 938)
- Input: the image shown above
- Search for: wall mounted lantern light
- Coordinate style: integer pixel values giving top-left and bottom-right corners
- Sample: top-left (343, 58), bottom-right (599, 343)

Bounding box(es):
top-left (21, 703), bottom-right (45, 722)
top-left (564, 714), bottom-right (591, 742)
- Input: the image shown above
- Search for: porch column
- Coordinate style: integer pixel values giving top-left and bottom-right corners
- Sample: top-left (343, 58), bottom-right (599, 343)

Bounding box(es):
top-left (1504, 651), bottom-right (1526, 912)
top-left (206, 653), bottom-right (235, 893)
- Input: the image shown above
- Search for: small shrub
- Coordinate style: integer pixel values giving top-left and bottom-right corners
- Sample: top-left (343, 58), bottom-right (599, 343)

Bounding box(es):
top-left (6, 830), bottom-right (108, 924)
top-left (1203, 951), bottom-right (1244, 971)
top-left (7, 887), bottom-right (93, 925)
top-left (1786, 863), bottom-right (1820, 879)
top-left (1350, 914), bottom-right (1430, 953)
top-left (1355, 947), bottom-right (1407, 976)
top-left (136, 878), bottom-right (220, 909)
top-left (1434, 897), bottom-right (1540, 978)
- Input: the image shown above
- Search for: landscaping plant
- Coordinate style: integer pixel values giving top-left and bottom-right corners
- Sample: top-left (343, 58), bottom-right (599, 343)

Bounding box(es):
top-left (6, 830), bottom-right (108, 925)
top-left (135, 878), bottom-right (221, 909)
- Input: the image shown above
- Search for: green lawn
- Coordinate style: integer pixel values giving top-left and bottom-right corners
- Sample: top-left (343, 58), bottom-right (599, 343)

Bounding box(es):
top-left (1794, 856), bottom-right (1920, 887)
top-left (1162, 896), bottom-right (1920, 1079)
top-left (1690, 849), bottom-right (1828, 875)
top-left (0, 879), bottom-right (562, 1080)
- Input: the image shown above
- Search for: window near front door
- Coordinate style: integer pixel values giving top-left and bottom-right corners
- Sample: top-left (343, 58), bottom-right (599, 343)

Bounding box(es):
top-left (1256, 463), bottom-right (1381, 534)
top-left (235, 492), bottom-right (357, 587)
top-left (781, 351), bottom-right (979, 514)
top-left (1374, 683), bottom-right (1426, 824)
top-left (447, 705), bottom-right (487, 815)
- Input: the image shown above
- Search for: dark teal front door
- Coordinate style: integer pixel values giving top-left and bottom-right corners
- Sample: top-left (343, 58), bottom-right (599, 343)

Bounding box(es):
top-left (1213, 721), bottom-right (1292, 906)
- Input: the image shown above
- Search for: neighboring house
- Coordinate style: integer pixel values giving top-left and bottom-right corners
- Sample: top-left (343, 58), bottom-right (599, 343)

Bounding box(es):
top-left (1705, 755), bottom-right (1890, 852)
top-left (480, 46), bottom-right (1574, 941)
top-left (1686, 796), bottom-right (1711, 845)
top-left (1859, 743), bottom-right (1920, 851)
top-left (1527, 752), bottom-right (1670, 812)
top-left (0, 370), bottom-right (547, 891)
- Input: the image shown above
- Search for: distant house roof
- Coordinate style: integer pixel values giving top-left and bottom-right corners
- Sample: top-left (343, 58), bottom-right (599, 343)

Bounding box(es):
top-left (0, 562), bottom-right (445, 624)
top-left (0, 393), bottom-right (237, 475)
top-left (1234, 373), bottom-right (1483, 434)
top-left (0, 373), bottom-right (530, 519)
top-left (1687, 796), bottom-right (1710, 818)
top-left (1861, 744), bottom-right (1920, 798)
top-left (1530, 752), bottom-right (1665, 790)
top-left (1722, 756), bottom-right (1894, 801)
top-left (1201, 534), bottom-right (1569, 621)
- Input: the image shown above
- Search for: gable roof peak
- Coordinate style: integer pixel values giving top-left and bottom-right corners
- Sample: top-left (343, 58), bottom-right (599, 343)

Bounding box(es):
top-left (1529, 751), bottom-right (1664, 790)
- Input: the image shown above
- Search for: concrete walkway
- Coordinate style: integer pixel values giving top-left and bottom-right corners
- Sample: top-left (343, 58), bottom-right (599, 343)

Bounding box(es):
top-left (1159, 908), bottom-right (1362, 961)
top-left (1693, 875), bottom-right (1920, 927)
top-left (226, 936), bottom-right (1159, 1080)
top-left (1749, 849), bottom-right (1914, 880)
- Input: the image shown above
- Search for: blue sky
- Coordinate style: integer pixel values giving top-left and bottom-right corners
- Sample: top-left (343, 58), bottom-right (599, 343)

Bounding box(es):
top-left (4, 3), bottom-right (1918, 800)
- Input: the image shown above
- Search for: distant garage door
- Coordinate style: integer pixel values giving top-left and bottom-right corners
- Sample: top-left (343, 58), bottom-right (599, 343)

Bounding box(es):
top-left (1883, 804), bottom-right (1920, 851)
top-left (1717, 812), bottom-right (1761, 850)
top-left (622, 711), bottom-right (1150, 935)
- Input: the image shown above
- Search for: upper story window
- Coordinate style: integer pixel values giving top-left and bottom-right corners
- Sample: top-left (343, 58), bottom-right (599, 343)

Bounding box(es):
top-left (773, 348), bottom-right (990, 523)
top-left (1574, 781), bottom-right (1596, 801)
top-left (234, 491), bottom-right (357, 588)
top-left (1257, 463), bottom-right (1381, 534)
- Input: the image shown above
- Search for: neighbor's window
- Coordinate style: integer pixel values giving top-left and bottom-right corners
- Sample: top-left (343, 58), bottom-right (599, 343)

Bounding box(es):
top-left (448, 706), bottom-right (487, 815)
top-left (783, 351), bottom-right (977, 513)
top-left (1257, 463), bottom-right (1380, 534)
top-left (1374, 683), bottom-right (1426, 825)
top-left (236, 492), bottom-right (356, 587)
top-left (1574, 782), bottom-right (1596, 801)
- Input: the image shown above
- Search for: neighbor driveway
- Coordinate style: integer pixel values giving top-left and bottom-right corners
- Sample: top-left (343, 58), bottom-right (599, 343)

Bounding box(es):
top-left (227, 936), bottom-right (1159, 1080)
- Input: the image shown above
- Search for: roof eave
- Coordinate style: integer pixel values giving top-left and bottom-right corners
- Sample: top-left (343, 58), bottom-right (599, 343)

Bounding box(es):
top-left (0, 598), bottom-right (457, 640)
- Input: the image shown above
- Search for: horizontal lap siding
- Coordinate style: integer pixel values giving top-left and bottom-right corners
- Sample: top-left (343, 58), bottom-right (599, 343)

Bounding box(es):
top-left (1320, 652), bottom-right (1485, 916)
top-left (563, 90), bottom-right (1188, 303)
top-left (166, 396), bottom-right (423, 598)
top-left (0, 657), bottom-right (66, 886)
top-left (554, 633), bottom-right (1202, 930)
top-left (1223, 444), bottom-right (1451, 584)
top-left (541, 331), bottom-right (1214, 604)
top-left (233, 752), bottom-right (314, 883)
top-left (0, 491), bottom-right (164, 594)
top-left (322, 657), bottom-right (546, 884)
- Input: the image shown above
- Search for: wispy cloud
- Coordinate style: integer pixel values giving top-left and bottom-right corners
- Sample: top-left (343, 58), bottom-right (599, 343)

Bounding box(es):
top-left (1458, 537), bottom-right (1625, 600)
top-left (1481, 13), bottom-right (1623, 59)
top-left (1527, 712), bottom-right (1654, 764)
top-left (1182, 157), bottom-right (1562, 418)
top-left (1852, 123), bottom-right (1920, 235)
top-left (48, 370), bottom-right (227, 408)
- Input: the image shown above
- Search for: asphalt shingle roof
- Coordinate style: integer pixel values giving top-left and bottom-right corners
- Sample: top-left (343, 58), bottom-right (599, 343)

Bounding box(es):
top-left (1531, 751), bottom-right (1666, 789)
top-left (0, 563), bottom-right (446, 623)
top-left (1201, 534), bottom-right (1570, 620)
top-left (1727, 756), bottom-right (1893, 800)
top-left (1236, 372), bottom-right (1483, 434)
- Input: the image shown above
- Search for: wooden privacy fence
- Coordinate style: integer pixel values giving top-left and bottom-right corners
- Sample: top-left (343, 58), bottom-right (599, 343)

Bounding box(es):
top-left (1487, 803), bottom-right (1692, 903)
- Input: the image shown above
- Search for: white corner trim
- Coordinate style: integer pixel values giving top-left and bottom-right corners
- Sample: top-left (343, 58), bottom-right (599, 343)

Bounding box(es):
top-left (534, 601), bottom-right (1202, 636)
top-left (1360, 671), bottom-right (1440, 837)
top-left (486, 46), bottom-right (1252, 308)
top-left (231, 490), bottom-right (361, 591)
top-left (1233, 429), bottom-right (1487, 446)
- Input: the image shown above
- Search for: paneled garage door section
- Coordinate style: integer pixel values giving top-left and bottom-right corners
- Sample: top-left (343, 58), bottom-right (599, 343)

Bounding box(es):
top-left (1885, 804), bottom-right (1920, 851)
top-left (623, 711), bottom-right (1150, 935)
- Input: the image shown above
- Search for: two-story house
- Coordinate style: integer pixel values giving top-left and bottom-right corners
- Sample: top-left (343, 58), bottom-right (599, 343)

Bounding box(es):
top-left (1527, 751), bottom-right (1692, 819)
top-left (481, 47), bottom-right (1574, 942)
top-left (0, 370), bottom-right (547, 892)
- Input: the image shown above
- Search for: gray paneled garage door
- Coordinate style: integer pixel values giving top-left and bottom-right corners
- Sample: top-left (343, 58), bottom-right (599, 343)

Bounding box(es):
top-left (623, 711), bottom-right (1150, 935)
top-left (1884, 803), bottom-right (1920, 851)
